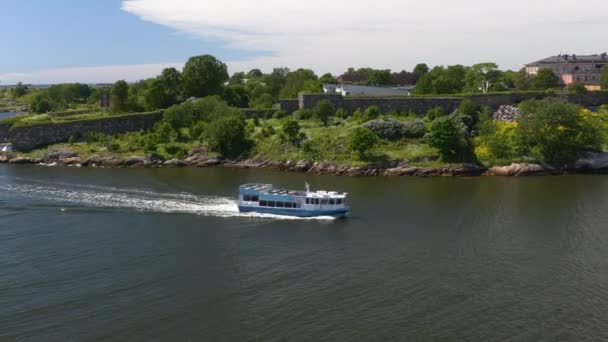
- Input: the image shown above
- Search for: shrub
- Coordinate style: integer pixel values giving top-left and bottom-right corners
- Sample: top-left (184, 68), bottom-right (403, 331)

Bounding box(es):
top-left (313, 99), bottom-right (335, 126)
top-left (281, 119), bottom-right (307, 146)
top-left (205, 113), bottom-right (252, 157)
top-left (349, 127), bottom-right (379, 158)
top-left (402, 119), bottom-right (427, 138)
top-left (336, 108), bottom-right (349, 119)
top-left (260, 123), bottom-right (276, 138)
top-left (474, 120), bottom-right (519, 165)
top-left (517, 98), bottom-right (605, 164)
top-left (164, 143), bottom-right (189, 158)
top-left (364, 105), bottom-right (381, 121)
top-left (426, 116), bottom-right (468, 162)
top-left (425, 107), bottom-right (445, 121)
top-left (295, 108), bottom-right (313, 120)
top-left (272, 110), bottom-right (289, 119)
top-left (362, 118), bottom-right (425, 140)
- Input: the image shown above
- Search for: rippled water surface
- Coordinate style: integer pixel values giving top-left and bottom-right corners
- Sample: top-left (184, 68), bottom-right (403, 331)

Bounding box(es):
top-left (1, 164), bottom-right (608, 341)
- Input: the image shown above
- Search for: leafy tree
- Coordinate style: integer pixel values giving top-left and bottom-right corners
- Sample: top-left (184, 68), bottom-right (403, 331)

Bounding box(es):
top-left (413, 63), bottom-right (430, 77)
top-left (223, 85), bottom-right (249, 108)
top-left (319, 73), bottom-right (337, 84)
top-left (367, 69), bottom-right (395, 86)
top-left (228, 72), bottom-right (246, 85)
top-left (110, 80), bottom-right (129, 113)
top-left (279, 69), bottom-right (319, 98)
top-left (250, 93), bottom-right (274, 109)
top-left (144, 68), bottom-right (182, 110)
top-left (516, 98), bottom-right (605, 164)
top-left (313, 99), bottom-right (335, 126)
top-left (412, 65), bottom-right (468, 95)
top-left (182, 55), bottom-right (229, 98)
top-left (426, 116), bottom-right (468, 162)
top-left (205, 113), bottom-right (252, 157)
top-left (10, 82), bottom-right (28, 98)
top-left (465, 63), bottom-right (501, 93)
top-left (247, 69), bottom-right (263, 78)
top-left (349, 127), bottom-right (379, 158)
top-left (282, 119), bottom-right (306, 146)
top-left (601, 66), bottom-right (608, 90)
top-left (532, 69), bottom-right (559, 90)
top-left (30, 94), bottom-right (53, 113)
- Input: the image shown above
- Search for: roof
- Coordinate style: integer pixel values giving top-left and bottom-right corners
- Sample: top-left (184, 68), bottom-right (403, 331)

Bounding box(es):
top-left (527, 53), bottom-right (608, 66)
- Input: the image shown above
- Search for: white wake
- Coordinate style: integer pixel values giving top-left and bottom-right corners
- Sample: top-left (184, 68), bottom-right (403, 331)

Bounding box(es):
top-left (0, 181), bottom-right (335, 221)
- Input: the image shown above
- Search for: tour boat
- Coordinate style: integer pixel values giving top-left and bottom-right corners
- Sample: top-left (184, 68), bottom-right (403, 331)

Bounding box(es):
top-left (237, 183), bottom-right (349, 218)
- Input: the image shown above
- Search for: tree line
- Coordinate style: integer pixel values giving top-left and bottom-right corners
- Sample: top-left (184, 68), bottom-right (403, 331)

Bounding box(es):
top-left (4, 54), bottom-right (608, 115)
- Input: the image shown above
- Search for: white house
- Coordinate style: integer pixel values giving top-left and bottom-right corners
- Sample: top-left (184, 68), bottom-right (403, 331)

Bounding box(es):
top-left (323, 84), bottom-right (413, 97)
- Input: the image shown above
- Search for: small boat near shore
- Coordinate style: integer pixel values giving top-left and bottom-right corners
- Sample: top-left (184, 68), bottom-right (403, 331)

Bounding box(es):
top-left (237, 183), bottom-right (349, 218)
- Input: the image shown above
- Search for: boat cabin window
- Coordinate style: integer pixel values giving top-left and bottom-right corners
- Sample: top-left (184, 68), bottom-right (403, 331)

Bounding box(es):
top-left (268, 201), bottom-right (276, 207)
top-left (336, 198), bottom-right (343, 205)
top-left (260, 200), bottom-right (267, 206)
top-left (329, 199), bottom-right (335, 205)
top-left (252, 195), bottom-right (259, 202)
top-left (321, 199), bottom-right (329, 205)
top-left (276, 202), bottom-right (284, 208)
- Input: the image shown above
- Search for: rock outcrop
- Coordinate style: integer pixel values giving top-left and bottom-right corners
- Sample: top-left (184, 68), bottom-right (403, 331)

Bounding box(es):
top-left (487, 163), bottom-right (560, 176)
top-left (574, 152), bottom-right (608, 173)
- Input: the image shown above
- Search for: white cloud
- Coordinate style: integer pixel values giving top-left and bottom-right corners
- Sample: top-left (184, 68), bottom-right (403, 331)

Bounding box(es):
top-left (122, 0), bottom-right (608, 74)
top-left (0, 63), bottom-right (182, 85)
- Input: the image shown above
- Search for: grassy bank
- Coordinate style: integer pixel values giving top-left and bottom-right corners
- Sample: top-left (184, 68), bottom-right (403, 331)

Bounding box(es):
top-left (0, 110), bottom-right (162, 128)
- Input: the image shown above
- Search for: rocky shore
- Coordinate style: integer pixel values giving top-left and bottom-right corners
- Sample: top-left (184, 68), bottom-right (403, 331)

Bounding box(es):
top-left (1, 148), bottom-right (608, 177)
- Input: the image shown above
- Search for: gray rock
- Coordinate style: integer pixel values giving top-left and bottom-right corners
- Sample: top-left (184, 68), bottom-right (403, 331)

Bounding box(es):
top-left (41, 148), bottom-right (78, 164)
top-left (164, 158), bottom-right (187, 167)
top-left (574, 152), bottom-right (608, 173)
top-left (122, 156), bottom-right (151, 167)
top-left (488, 163), bottom-right (558, 176)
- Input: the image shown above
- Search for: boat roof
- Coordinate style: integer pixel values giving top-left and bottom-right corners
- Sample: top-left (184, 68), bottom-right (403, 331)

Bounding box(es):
top-left (239, 183), bottom-right (347, 198)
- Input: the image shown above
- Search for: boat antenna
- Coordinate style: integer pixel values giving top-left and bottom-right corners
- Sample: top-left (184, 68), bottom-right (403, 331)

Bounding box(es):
top-left (305, 181), bottom-right (310, 194)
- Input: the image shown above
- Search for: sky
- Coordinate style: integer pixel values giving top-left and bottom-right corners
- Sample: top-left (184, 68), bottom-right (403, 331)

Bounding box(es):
top-left (1, 0), bottom-right (607, 84)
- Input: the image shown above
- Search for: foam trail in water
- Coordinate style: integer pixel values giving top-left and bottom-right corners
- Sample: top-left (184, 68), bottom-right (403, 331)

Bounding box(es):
top-left (0, 182), bottom-right (335, 221)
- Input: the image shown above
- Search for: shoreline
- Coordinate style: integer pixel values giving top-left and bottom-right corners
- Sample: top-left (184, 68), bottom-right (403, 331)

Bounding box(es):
top-left (1, 149), bottom-right (607, 177)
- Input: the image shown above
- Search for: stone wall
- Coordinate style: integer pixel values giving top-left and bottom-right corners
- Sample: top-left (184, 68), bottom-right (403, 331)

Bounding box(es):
top-left (288, 91), bottom-right (608, 115)
top-left (278, 99), bottom-right (299, 113)
top-left (3, 112), bottom-right (163, 151)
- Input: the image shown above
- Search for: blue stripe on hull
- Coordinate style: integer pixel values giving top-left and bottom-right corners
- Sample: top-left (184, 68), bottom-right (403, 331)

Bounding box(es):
top-left (238, 206), bottom-right (349, 218)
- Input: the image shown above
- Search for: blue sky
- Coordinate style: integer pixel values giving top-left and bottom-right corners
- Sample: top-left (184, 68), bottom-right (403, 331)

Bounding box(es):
top-left (1, 0), bottom-right (607, 84)
top-left (1, 0), bottom-right (250, 74)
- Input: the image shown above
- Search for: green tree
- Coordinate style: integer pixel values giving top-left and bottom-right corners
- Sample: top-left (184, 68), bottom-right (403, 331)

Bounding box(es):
top-left (10, 82), bottom-right (28, 98)
top-left (349, 127), bottom-right (379, 159)
top-left (282, 119), bottom-right (306, 146)
top-left (30, 94), bottom-right (53, 113)
top-left (601, 66), bottom-right (608, 90)
top-left (182, 55), bottom-right (229, 98)
top-left (465, 63), bottom-right (501, 93)
top-left (319, 73), bottom-right (337, 84)
top-left (228, 71), bottom-right (246, 85)
top-left (205, 113), bottom-right (252, 157)
top-left (532, 69), bottom-right (559, 90)
top-left (279, 69), bottom-right (319, 98)
top-left (426, 116), bottom-right (468, 162)
top-left (110, 80), bottom-right (129, 113)
top-left (223, 85), bottom-right (249, 108)
top-left (413, 63), bottom-right (430, 77)
top-left (144, 68), bottom-right (182, 110)
top-left (367, 69), bottom-right (395, 86)
top-left (313, 99), bottom-right (335, 126)
top-left (516, 98), bottom-right (605, 164)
